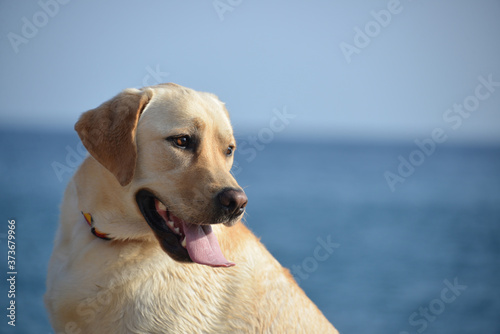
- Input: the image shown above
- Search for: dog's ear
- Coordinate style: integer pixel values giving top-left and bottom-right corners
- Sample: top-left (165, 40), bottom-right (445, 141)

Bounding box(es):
top-left (75, 88), bottom-right (152, 186)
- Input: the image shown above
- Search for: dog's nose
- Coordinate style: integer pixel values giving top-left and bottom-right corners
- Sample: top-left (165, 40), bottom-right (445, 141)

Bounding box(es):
top-left (217, 188), bottom-right (248, 216)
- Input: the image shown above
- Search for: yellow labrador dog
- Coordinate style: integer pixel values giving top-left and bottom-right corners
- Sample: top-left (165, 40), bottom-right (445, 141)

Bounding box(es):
top-left (45, 83), bottom-right (338, 333)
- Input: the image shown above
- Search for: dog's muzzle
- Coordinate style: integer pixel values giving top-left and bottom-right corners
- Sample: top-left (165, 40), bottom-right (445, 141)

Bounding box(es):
top-left (136, 188), bottom-right (247, 267)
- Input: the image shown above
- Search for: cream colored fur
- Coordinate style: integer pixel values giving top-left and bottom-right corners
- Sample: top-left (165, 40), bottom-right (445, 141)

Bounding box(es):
top-left (45, 83), bottom-right (339, 333)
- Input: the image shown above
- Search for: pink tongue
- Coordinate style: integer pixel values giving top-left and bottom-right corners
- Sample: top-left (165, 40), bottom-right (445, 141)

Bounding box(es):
top-left (183, 223), bottom-right (235, 267)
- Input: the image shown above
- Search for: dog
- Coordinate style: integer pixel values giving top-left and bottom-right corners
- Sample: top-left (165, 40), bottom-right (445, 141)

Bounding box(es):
top-left (45, 83), bottom-right (339, 333)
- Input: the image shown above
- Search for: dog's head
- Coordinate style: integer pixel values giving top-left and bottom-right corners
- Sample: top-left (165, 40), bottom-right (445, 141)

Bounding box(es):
top-left (75, 83), bottom-right (247, 267)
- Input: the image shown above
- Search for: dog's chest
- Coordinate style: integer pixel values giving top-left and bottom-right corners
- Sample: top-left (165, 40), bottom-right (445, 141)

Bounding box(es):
top-left (66, 246), bottom-right (254, 333)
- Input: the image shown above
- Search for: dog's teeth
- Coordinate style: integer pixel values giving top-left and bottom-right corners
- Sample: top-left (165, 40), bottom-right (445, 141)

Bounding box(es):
top-left (157, 201), bottom-right (167, 211)
top-left (174, 227), bottom-right (180, 234)
top-left (181, 236), bottom-right (186, 248)
top-left (167, 221), bottom-right (174, 228)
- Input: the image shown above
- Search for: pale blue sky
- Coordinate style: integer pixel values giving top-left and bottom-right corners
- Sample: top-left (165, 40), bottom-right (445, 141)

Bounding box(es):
top-left (1, 0), bottom-right (499, 143)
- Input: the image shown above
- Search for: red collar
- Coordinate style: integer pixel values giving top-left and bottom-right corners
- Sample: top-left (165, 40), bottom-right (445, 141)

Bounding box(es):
top-left (81, 212), bottom-right (112, 240)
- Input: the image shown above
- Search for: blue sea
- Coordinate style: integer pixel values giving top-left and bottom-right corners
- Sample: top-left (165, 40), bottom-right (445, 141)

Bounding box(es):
top-left (1, 129), bottom-right (499, 333)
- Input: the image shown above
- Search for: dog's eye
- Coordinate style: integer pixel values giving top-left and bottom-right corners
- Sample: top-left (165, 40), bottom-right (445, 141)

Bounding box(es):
top-left (226, 146), bottom-right (234, 157)
top-left (171, 135), bottom-right (190, 148)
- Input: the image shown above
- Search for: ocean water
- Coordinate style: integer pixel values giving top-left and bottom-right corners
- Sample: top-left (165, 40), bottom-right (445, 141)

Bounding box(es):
top-left (0, 129), bottom-right (499, 333)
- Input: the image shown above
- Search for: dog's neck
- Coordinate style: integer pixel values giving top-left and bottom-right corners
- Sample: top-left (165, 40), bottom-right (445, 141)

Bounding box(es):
top-left (73, 156), bottom-right (153, 241)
